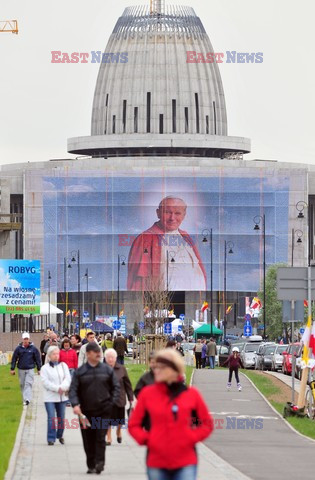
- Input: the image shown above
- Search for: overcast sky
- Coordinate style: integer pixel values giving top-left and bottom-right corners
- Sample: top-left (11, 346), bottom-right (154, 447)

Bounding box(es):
top-left (0, 0), bottom-right (314, 165)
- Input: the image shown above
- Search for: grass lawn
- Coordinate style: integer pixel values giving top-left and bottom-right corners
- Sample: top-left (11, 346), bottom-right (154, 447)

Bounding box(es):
top-left (125, 361), bottom-right (194, 389)
top-left (242, 370), bottom-right (315, 440)
top-left (0, 365), bottom-right (23, 480)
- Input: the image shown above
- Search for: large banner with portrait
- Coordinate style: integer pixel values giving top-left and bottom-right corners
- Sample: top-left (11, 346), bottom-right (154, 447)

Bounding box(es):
top-left (42, 171), bottom-right (290, 293)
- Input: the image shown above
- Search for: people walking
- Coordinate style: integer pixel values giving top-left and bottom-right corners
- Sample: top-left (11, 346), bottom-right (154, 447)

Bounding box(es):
top-left (70, 334), bottom-right (82, 357)
top-left (101, 333), bottom-right (113, 353)
top-left (43, 332), bottom-right (60, 356)
top-left (129, 349), bottom-right (214, 480)
top-left (10, 332), bottom-right (41, 405)
top-left (206, 337), bottom-right (217, 369)
top-left (59, 338), bottom-right (78, 377)
top-left (134, 351), bottom-right (156, 398)
top-left (176, 341), bottom-right (184, 357)
top-left (223, 346), bottom-right (244, 391)
top-left (78, 331), bottom-right (102, 367)
top-left (201, 340), bottom-right (207, 368)
top-left (193, 339), bottom-right (203, 369)
top-left (40, 346), bottom-right (71, 445)
top-left (104, 348), bottom-right (134, 445)
top-left (113, 331), bottom-right (128, 365)
top-left (40, 333), bottom-right (49, 365)
top-left (69, 342), bottom-right (120, 475)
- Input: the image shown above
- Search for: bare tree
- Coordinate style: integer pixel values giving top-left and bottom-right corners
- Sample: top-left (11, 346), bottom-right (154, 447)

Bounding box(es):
top-left (142, 275), bottom-right (173, 334)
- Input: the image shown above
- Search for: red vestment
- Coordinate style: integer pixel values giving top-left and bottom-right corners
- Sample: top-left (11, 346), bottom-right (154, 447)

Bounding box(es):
top-left (127, 222), bottom-right (207, 291)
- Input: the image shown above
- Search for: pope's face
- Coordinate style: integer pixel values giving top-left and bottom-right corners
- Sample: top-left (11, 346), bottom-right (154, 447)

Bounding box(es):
top-left (157, 199), bottom-right (186, 232)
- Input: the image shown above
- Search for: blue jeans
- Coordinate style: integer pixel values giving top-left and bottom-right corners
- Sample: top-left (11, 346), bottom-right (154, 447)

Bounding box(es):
top-left (44, 401), bottom-right (67, 443)
top-left (147, 465), bottom-right (197, 480)
top-left (209, 356), bottom-right (215, 369)
top-left (117, 355), bottom-right (124, 365)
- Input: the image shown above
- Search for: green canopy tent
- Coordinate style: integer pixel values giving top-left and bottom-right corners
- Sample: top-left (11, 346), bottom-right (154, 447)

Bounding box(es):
top-left (193, 323), bottom-right (223, 340)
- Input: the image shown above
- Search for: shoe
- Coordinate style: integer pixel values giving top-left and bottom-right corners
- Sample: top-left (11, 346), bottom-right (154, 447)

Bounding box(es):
top-left (23, 400), bottom-right (30, 406)
top-left (95, 463), bottom-right (104, 474)
top-left (117, 436), bottom-right (122, 444)
top-left (87, 468), bottom-right (96, 474)
top-left (238, 385), bottom-right (242, 392)
top-left (59, 438), bottom-right (65, 444)
top-left (227, 383), bottom-right (231, 391)
top-left (48, 441), bottom-right (54, 446)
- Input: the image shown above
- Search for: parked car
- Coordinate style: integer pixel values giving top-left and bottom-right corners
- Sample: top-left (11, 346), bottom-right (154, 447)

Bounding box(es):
top-left (271, 344), bottom-right (288, 371)
top-left (241, 341), bottom-right (262, 369)
top-left (255, 343), bottom-right (277, 370)
top-left (282, 342), bottom-right (302, 377)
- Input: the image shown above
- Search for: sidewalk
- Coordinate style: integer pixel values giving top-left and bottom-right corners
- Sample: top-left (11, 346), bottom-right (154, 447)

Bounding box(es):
top-left (6, 376), bottom-right (251, 480)
top-left (266, 370), bottom-right (301, 393)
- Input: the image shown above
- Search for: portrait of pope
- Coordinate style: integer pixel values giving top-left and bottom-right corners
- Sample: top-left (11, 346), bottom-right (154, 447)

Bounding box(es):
top-left (127, 196), bottom-right (207, 291)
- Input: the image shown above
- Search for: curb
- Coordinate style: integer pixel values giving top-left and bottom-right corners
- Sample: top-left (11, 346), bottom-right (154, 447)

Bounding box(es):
top-left (241, 372), bottom-right (315, 444)
top-left (4, 405), bottom-right (27, 480)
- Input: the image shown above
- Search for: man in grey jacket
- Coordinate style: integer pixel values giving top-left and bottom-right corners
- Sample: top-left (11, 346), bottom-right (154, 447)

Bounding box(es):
top-left (206, 337), bottom-right (217, 369)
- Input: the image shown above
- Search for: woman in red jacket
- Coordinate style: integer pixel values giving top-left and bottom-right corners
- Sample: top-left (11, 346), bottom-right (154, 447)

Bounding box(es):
top-left (59, 338), bottom-right (78, 378)
top-left (128, 349), bottom-right (214, 480)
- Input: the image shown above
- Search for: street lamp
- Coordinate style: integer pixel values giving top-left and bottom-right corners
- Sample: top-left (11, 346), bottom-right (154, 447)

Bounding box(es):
top-left (253, 214), bottom-right (266, 338)
top-left (291, 229), bottom-right (303, 266)
top-left (48, 270), bottom-right (51, 330)
top-left (117, 255), bottom-right (126, 326)
top-left (166, 250), bottom-right (175, 292)
top-left (224, 241), bottom-right (234, 340)
top-left (68, 250), bottom-right (81, 331)
top-left (202, 229), bottom-right (213, 334)
top-left (82, 269), bottom-right (92, 323)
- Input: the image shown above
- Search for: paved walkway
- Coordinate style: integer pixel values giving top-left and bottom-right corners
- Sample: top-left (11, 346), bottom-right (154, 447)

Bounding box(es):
top-left (193, 369), bottom-right (315, 480)
top-left (6, 376), bottom-right (251, 480)
top-left (266, 370), bottom-right (301, 393)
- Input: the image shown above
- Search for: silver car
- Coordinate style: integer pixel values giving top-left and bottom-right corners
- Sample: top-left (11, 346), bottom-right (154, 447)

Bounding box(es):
top-left (241, 342), bottom-right (261, 369)
top-left (271, 344), bottom-right (288, 371)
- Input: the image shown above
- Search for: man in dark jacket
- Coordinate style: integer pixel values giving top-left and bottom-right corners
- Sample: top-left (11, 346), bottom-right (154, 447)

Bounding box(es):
top-left (113, 331), bottom-right (128, 365)
top-left (69, 342), bottom-right (120, 475)
top-left (134, 351), bottom-right (156, 398)
top-left (10, 332), bottom-right (41, 405)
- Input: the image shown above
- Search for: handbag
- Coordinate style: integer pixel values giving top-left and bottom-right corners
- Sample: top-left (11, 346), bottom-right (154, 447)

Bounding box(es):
top-left (61, 363), bottom-right (70, 396)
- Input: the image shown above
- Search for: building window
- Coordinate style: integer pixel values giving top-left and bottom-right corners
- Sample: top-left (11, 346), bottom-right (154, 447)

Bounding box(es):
top-left (112, 115), bottom-right (116, 134)
top-left (195, 93), bottom-right (200, 133)
top-left (185, 107), bottom-right (189, 133)
top-left (147, 92), bottom-right (151, 133)
top-left (104, 94), bottom-right (109, 134)
top-left (213, 101), bottom-right (217, 135)
top-left (172, 99), bottom-right (176, 133)
top-left (134, 107), bottom-right (138, 133)
top-left (206, 115), bottom-right (209, 134)
top-left (159, 114), bottom-right (164, 134)
top-left (122, 100), bottom-right (127, 133)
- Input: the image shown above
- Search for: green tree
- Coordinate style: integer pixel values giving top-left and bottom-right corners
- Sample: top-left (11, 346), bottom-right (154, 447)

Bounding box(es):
top-left (258, 263), bottom-right (288, 341)
top-left (133, 321), bottom-right (139, 336)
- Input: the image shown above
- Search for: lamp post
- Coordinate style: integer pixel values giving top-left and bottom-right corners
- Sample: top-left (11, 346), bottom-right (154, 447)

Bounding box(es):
top-left (291, 229), bottom-right (303, 266)
top-left (82, 268), bottom-right (92, 323)
top-left (68, 250), bottom-right (81, 331)
top-left (253, 215), bottom-right (266, 338)
top-left (224, 241), bottom-right (234, 340)
top-left (117, 255), bottom-right (126, 326)
top-left (202, 229), bottom-right (213, 333)
top-left (48, 270), bottom-right (51, 330)
top-left (166, 250), bottom-right (175, 292)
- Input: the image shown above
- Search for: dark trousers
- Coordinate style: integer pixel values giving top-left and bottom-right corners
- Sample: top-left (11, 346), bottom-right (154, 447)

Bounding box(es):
top-left (80, 412), bottom-right (109, 470)
top-left (228, 368), bottom-right (240, 384)
top-left (195, 352), bottom-right (202, 369)
top-left (201, 357), bottom-right (207, 368)
top-left (117, 355), bottom-right (124, 365)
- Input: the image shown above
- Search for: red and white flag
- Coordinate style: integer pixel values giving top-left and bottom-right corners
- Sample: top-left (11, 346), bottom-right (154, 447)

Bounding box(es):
top-left (309, 321), bottom-right (315, 357)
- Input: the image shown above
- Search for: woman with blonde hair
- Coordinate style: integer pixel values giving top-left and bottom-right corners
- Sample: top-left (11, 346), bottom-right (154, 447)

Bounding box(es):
top-left (129, 349), bottom-right (214, 480)
top-left (41, 346), bottom-right (71, 445)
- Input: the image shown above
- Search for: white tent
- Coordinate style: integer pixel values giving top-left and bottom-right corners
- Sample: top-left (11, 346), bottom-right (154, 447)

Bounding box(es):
top-left (39, 302), bottom-right (63, 315)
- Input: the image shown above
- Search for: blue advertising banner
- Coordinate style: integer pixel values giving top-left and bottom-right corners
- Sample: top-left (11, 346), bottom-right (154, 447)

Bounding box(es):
top-left (0, 260), bottom-right (40, 314)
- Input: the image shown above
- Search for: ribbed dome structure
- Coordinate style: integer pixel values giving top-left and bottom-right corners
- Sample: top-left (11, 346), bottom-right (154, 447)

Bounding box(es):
top-left (68, 5), bottom-right (250, 157)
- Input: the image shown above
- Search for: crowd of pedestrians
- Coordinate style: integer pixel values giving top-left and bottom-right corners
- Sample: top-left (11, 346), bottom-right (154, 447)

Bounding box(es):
top-left (10, 329), bottom-right (216, 479)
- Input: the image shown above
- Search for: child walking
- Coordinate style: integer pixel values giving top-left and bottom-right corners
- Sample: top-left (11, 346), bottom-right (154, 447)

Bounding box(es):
top-left (223, 347), bottom-right (244, 391)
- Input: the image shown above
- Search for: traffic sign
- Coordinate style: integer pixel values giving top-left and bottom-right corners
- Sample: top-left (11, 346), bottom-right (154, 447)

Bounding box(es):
top-left (139, 321), bottom-right (145, 329)
top-left (75, 322), bottom-right (79, 329)
top-left (243, 324), bottom-right (252, 337)
top-left (245, 314), bottom-right (252, 321)
top-left (300, 328), bottom-right (305, 334)
top-left (179, 314), bottom-right (185, 321)
top-left (164, 323), bottom-right (172, 334)
top-left (245, 319), bottom-right (251, 327)
top-left (178, 325), bottom-right (183, 332)
top-left (112, 320), bottom-right (121, 330)
top-left (83, 311), bottom-right (89, 318)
